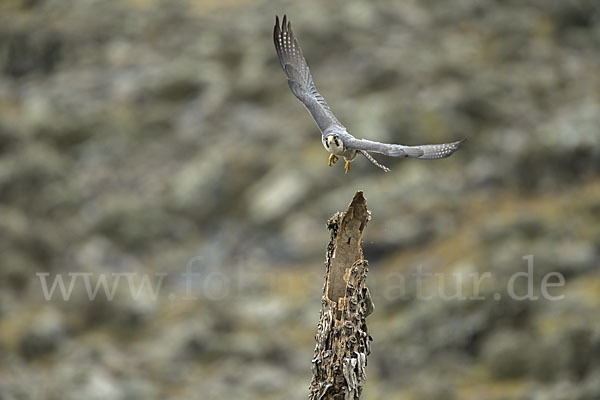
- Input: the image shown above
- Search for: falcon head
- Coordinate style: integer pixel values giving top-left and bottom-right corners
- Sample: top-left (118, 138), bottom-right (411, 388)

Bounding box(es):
top-left (324, 133), bottom-right (344, 154)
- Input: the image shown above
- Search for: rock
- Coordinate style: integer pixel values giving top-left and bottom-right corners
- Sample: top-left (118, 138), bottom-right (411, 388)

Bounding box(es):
top-left (245, 168), bottom-right (311, 224)
top-left (19, 306), bottom-right (66, 360)
top-left (481, 329), bottom-right (535, 379)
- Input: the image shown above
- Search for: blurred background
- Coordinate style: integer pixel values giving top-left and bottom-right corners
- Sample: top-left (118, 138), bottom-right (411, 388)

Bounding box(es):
top-left (0, 0), bottom-right (599, 399)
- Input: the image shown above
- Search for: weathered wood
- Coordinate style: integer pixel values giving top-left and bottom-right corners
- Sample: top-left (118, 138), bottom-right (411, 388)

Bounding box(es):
top-left (309, 190), bottom-right (374, 400)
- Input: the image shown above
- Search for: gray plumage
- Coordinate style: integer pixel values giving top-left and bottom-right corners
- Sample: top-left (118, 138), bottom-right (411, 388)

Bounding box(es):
top-left (273, 15), bottom-right (465, 173)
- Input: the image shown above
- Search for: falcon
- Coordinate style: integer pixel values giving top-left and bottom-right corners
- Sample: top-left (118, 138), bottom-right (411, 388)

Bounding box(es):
top-left (273, 15), bottom-right (465, 174)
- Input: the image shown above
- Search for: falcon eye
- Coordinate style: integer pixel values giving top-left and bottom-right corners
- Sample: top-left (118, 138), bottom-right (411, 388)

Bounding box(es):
top-left (334, 137), bottom-right (340, 146)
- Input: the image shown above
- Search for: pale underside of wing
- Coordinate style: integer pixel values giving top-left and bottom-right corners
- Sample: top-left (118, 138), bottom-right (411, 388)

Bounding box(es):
top-left (273, 15), bottom-right (344, 135)
top-left (347, 137), bottom-right (466, 160)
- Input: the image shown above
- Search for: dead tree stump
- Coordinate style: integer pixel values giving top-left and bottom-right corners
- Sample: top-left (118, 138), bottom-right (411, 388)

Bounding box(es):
top-left (309, 190), bottom-right (374, 400)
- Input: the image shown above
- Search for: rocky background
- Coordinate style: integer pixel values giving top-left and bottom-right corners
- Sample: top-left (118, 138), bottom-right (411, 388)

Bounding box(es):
top-left (0, 0), bottom-right (599, 399)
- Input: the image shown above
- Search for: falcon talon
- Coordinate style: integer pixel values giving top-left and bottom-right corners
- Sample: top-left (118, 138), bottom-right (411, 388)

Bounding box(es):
top-left (328, 154), bottom-right (338, 166)
top-left (274, 15), bottom-right (465, 174)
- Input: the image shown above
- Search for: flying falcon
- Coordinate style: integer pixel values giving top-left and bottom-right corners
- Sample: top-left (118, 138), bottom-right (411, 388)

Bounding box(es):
top-left (273, 15), bottom-right (465, 174)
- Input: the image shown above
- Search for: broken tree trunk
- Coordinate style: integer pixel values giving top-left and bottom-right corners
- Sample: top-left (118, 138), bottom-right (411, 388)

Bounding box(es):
top-left (309, 190), bottom-right (374, 400)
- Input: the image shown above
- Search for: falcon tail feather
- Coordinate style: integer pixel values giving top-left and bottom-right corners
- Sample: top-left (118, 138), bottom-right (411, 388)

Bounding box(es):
top-left (359, 150), bottom-right (390, 172)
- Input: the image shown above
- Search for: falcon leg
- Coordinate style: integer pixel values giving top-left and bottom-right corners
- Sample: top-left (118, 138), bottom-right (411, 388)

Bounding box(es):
top-left (328, 154), bottom-right (339, 166)
top-left (345, 160), bottom-right (351, 174)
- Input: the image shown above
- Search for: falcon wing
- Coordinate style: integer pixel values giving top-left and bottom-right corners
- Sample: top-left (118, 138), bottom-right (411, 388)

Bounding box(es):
top-left (273, 15), bottom-right (344, 134)
top-left (345, 137), bottom-right (466, 159)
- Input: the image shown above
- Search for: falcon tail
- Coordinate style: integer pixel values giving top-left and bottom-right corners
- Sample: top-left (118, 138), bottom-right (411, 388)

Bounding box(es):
top-left (359, 150), bottom-right (390, 172)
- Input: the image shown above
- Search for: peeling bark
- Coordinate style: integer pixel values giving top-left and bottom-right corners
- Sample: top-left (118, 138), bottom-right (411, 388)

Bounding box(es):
top-left (309, 191), bottom-right (374, 400)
